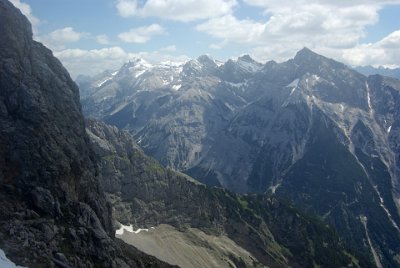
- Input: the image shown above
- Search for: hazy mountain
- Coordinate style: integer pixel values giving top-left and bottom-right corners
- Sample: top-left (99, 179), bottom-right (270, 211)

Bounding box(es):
top-left (81, 48), bottom-right (400, 266)
top-left (355, 65), bottom-right (400, 80)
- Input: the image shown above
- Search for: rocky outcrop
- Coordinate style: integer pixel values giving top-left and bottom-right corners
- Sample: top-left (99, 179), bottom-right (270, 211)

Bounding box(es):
top-left (86, 118), bottom-right (370, 268)
top-left (0, 1), bottom-right (172, 267)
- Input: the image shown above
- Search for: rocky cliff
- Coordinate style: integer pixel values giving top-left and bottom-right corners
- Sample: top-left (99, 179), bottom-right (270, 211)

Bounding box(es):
top-left (0, 1), bottom-right (172, 267)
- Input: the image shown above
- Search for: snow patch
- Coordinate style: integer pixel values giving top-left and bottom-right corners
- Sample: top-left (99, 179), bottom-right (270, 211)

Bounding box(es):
top-left (134, 69), bottom-right (146, 78)
top-left (287, 78), bottom-right (299, 88)
top-left (387, 125), bottom-right (392, 133)
top-left (116, 224), bottom-right (153, 235)
top-left (0, 249), bottom-right (26, 268)
top-left (227, 81), bottom-right (245, 88)
top-left (366, 82), bottom-right (373, 112)
top-left (313, 74), bottom-right (321, 81)
top-left (269, 183), bottom-right (281, 194)
top-left (97, 77), bottom-right (112, 87)
top-left (172, 84), bottom-right (182, 91)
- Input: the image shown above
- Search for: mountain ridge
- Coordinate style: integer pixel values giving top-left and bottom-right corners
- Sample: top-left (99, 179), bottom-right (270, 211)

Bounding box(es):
top-left (86, 118), bottom-right (368, 268)
top-left (81, 46), bottom-right (400, 266)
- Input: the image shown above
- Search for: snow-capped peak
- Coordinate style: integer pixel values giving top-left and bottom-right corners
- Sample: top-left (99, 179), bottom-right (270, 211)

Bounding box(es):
top-left (116, 58), bottom-right (153, 78)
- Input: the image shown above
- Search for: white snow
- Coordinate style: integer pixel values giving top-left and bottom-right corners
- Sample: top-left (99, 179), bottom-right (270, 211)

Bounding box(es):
top-left (134, 69), bottom-right (147, 78)
top-left (287, 78), bottom-right (299, 88)
top-left (160, 60), bottom-right (187, 67)
top-left (387, 125), bottom-right (392, 133)
top-left (215, 60), bottom-right (224, 67)
top-left (172, 84), bottom-right (182, 91)
top-left (97, 77), bottom-right (112, 87)
top-left (269, 183), bottom-right (281, 194)
top-left (116, 224), bottom-right (134, 235)
top-left (0, 249), bottom-right (26, 268)
top-left (227, 81), bottom-right (245, 88)
top-left (115, 224), bottom-right (153, 235)
top-left (133, 228), bottom-right (149, 234)
top-left (312, 74), bottom-right (321, 81)
top-left (366, 82), bottom-right (373, 112)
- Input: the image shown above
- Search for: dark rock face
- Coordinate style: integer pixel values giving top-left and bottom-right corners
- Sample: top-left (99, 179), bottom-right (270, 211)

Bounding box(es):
top-left (86, 118), bottom-right (370, 268)
top-left (0, 1), bottom-right (172, 267)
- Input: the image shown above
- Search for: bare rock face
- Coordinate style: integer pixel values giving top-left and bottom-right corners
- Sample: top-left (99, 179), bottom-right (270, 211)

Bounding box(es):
top-left (0, 1), bottom-right (172, 267)
top-left (82, 43), bottom-right (400, 266)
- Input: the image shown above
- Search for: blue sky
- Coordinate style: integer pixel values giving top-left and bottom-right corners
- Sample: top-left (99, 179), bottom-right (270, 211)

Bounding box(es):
top-left (10, 0), bottom-right (400, 78)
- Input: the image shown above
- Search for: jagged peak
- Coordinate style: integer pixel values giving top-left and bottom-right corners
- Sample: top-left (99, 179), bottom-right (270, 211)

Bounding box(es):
top-left (293, 47), bottom-right (346, 71)
top-left (124, 57), bottom-right (151, 67)
top-left (197, 54), bottom-right (214, 63)
top-left (197, 54), bottom-right (219, 69)
top-left (238, 54), bottom-right (257, 63)
top-left (294, 47), bottom-right (321, 61)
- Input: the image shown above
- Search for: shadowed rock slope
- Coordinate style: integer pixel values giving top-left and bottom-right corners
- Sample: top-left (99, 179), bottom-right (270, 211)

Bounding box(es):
top-left (0, 0), bottom-right (173, 267)
top-left (87, 118), bottom-right (371, 268)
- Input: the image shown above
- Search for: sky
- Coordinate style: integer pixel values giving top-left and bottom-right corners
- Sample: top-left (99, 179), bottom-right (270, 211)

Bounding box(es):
top-left (9, 0), bottom-right (400, 78)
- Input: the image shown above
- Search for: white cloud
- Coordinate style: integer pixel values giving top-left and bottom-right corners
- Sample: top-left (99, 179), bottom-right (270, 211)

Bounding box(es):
top-left (49, 27), bottom-right (86, 43)
top-left (343, 30), bottom-right (400, 68)
top-left (243, 0), bottom-right (400, 9)
top-left (38, 27), bottom-right (88, 50)
top-left (195, 0), bottom-right (400, 67)
top-left (161, 45), bottom-right (177, 52)
top-left (96, 34), bottom-right (110, 45)
top-left (115, 0), bottom-right (237, 22)
top-left (54, 46), bottom-right (189, 78)
top-left (9, 0), bottom-right (40, 33)
top-left (118, 24), bottom-right (165, 43)
top-left (197, 15), bottom-right (266, 43)
top-left (116, 0), bottom-right (138, 18)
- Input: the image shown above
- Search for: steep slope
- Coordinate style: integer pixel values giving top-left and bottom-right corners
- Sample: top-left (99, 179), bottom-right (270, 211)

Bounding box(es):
top-left (0, 1), bottom-right (173, 267)
top-left (86, 118), bottom-right (369, 268)
top-left (82, 48), bottom-right (400, 266)
top-left (80, 55), bottom-right (249, 173)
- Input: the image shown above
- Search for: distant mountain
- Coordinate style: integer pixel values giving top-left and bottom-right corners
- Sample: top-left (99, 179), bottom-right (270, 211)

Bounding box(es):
top-left (81, 48), bottom-right (400, 267)
top-left (355, 65), bottom-right (400, 80)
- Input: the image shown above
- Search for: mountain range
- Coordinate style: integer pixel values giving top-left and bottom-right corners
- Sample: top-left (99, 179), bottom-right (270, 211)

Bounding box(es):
top-left (355, 66), bottom-right (400, 80)
top-left (0, 0), bottom-right (369, 267)
top-left (80, 45), bottom-right (400, 266)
